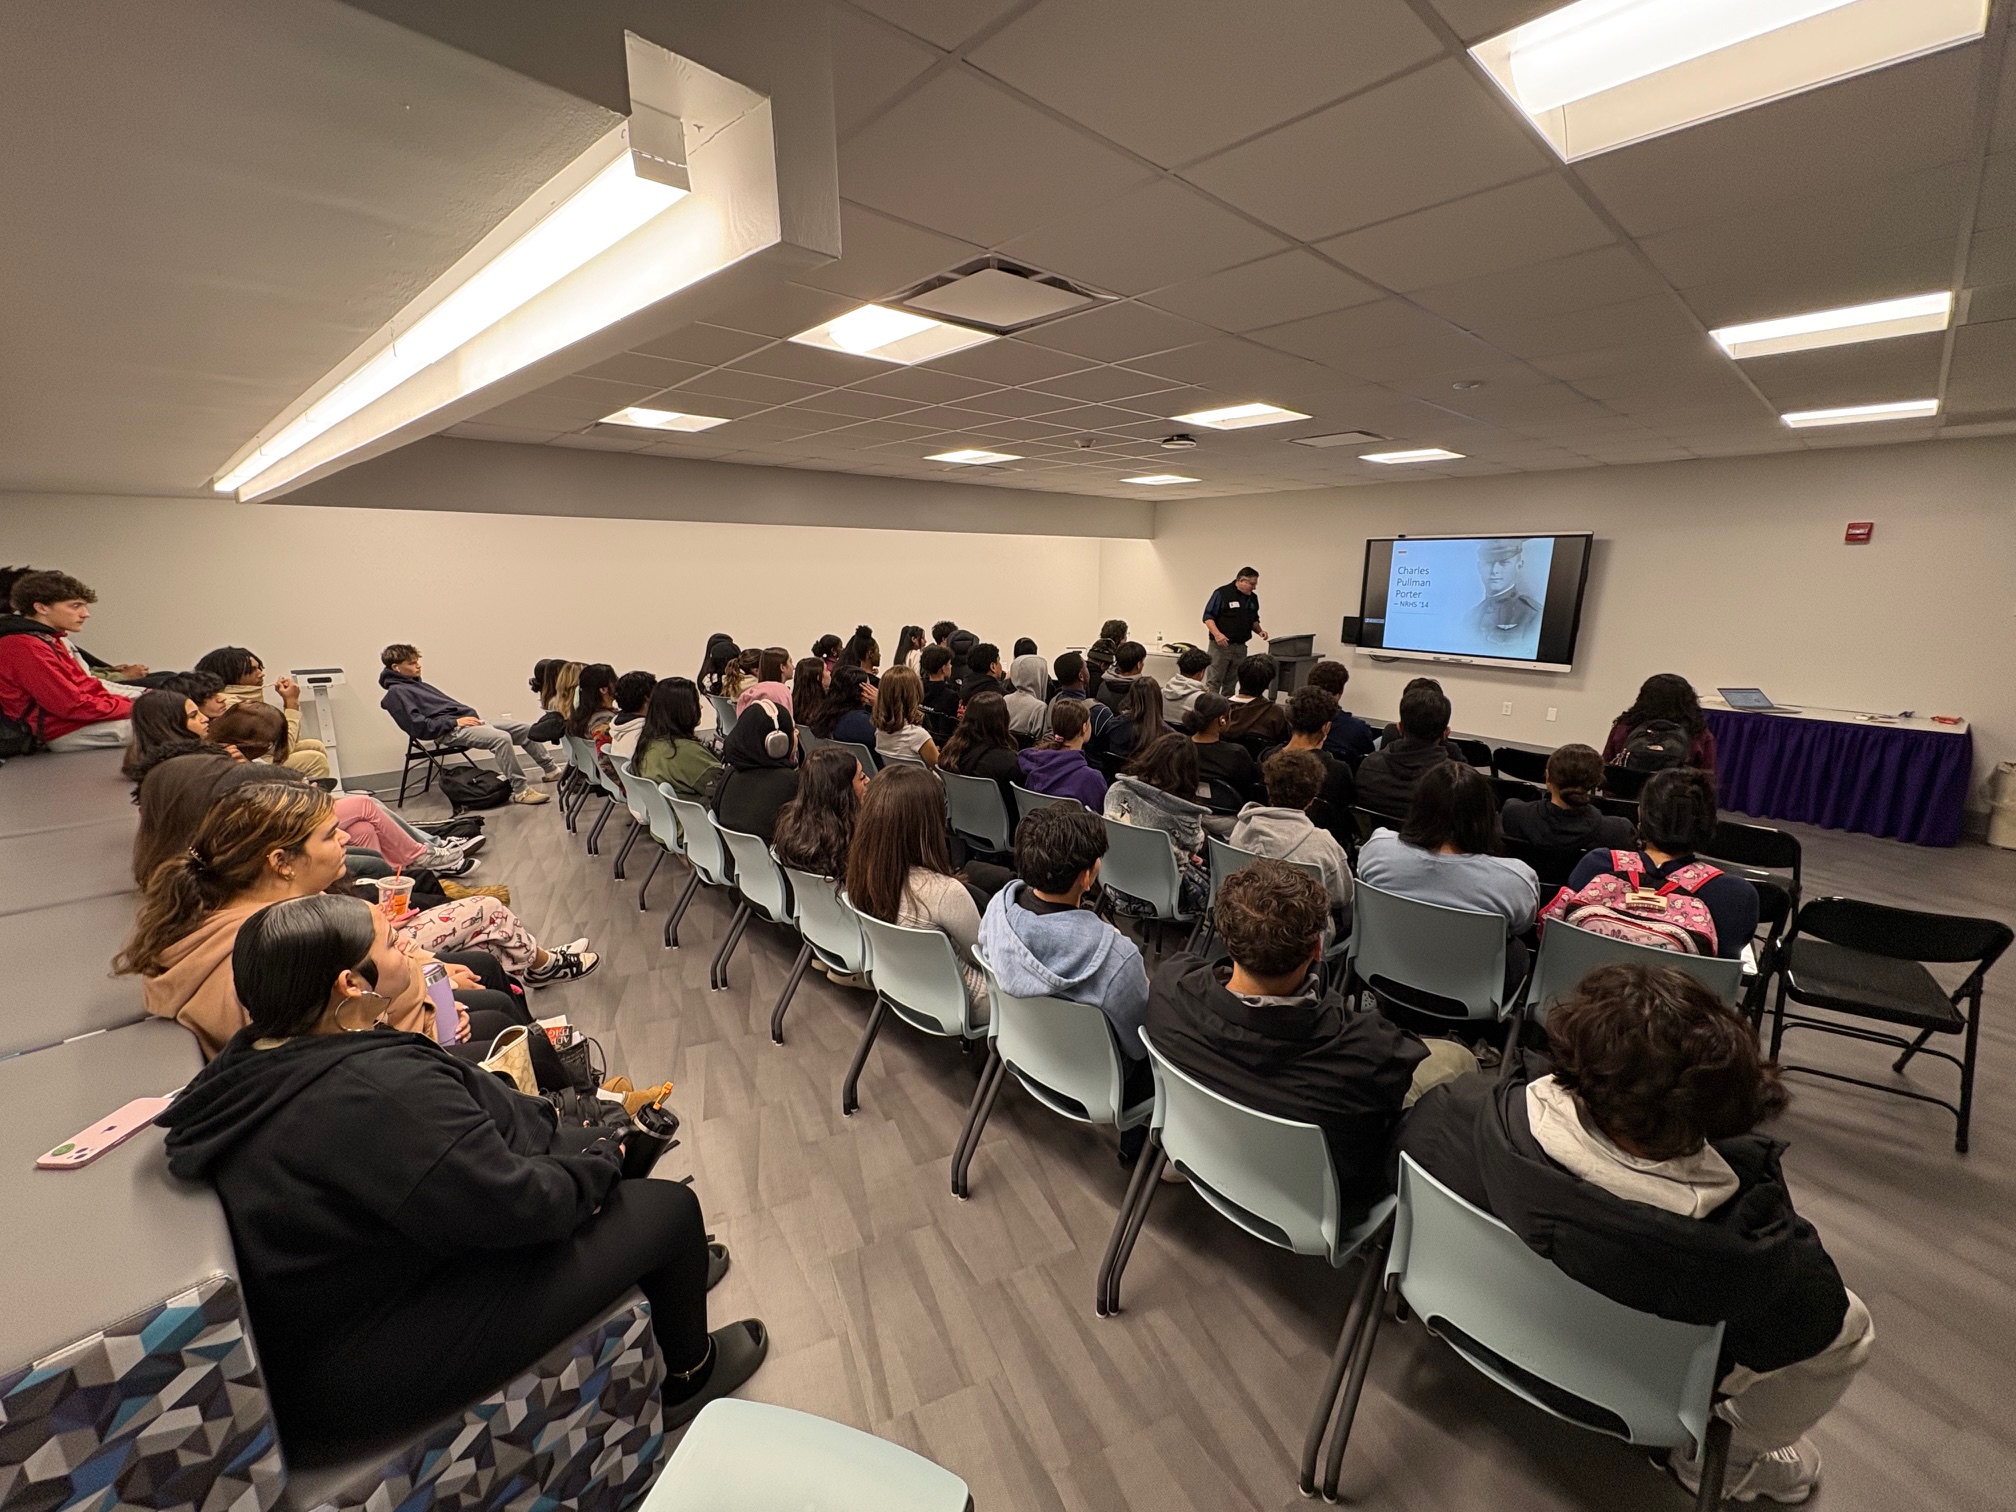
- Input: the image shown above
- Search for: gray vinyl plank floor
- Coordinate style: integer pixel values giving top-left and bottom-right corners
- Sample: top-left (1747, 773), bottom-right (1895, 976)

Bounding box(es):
top-left (415, 783), bottom-right (2016, 1511)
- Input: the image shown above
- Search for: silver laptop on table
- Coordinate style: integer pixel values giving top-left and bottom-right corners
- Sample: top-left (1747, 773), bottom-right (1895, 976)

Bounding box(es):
top-left (1719, 687), bottom-right (1801, 714)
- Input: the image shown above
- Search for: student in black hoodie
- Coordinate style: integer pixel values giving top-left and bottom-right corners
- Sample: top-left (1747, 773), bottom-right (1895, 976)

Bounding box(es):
top-left (1398, 963), bottom-right (1870, 1505)
top-left (1355, 679), bottom-right (1455, 819)
top-left (159, 895), bottom-right (767, 1465)
top-left (1498, 742), bottom-right (1636, 852)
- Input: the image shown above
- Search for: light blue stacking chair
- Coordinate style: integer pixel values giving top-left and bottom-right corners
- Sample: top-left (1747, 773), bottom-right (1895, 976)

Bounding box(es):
top-left (663, 793), bottom-right (735, 951)
top-left (640, 1399), bottom-right (970, 1511)
top-left (940, 768), bottom-right (1012, 855)
top-left (620, 770), bottom-right (682, 910)
top-left (1524, 920), bottom-right (1746, 1030)
top-left (1096, 815), bottom-right (1195, 954)
top-left (1347, 879), bottom-right (1519, 1034)
top-left (771, 864), bottom-right (869, 1044)
top-left (712, 822), bottom-right (796, 992)
top-left (842, 905), bottom-right (987, 1117)
top-left (1010, 783), bottom-right (1081, 825)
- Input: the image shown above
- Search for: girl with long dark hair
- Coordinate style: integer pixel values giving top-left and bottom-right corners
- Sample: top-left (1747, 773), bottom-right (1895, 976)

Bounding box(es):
top-left (1604, 673), bottom-right (1715, 770)
top-left (634, 679), bottom-right (719, 801)
top-left (846, 763), bottom-right (988, 1013)
top-left (772, 746), bottom-right (867, 879)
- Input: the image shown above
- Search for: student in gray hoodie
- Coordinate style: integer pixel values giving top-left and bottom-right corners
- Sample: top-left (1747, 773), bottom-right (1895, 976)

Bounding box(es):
top-left (1160, 646), bottom-right (1214, 724)
top-left (1229, 749), bottom-right (1355, 919)
top-left (1004, 652), bottom-right (1050, 739)
top-left (978, 805), bottom-right (1151, 1107)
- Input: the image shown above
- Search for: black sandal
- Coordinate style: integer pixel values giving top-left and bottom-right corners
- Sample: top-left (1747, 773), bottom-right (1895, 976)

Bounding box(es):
top-left (664, 1319), bottom-right (769, 1428)
top-left (706, 1241), bottom-right (730, 1291)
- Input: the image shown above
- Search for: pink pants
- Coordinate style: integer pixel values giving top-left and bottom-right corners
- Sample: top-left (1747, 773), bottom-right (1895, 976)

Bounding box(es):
top-left (397, 895), bottom-right (542, 974)
top-left (334, 795), bottom-right (424, 868)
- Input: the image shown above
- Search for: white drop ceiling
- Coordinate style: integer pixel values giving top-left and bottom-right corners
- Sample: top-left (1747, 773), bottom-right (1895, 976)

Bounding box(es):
top-left (4, 0), bottom-right (2012, 501)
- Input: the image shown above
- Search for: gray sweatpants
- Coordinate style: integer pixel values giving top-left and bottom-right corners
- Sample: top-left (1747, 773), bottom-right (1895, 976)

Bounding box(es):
top-left (441, 720), bottom-right (554, 790)
top-left (1206, 638), bottom-right (1249, 695)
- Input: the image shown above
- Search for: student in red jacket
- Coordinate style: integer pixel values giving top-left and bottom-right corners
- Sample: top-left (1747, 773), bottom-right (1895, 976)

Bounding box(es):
top-left (0, 570), bottom-right (134, 750)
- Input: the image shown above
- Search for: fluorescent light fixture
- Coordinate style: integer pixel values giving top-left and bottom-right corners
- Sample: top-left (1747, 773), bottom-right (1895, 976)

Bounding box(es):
top-left (1170, 401), bottom-right (1311, 430)
top-left (1123, 473), bottom-right (1201, 485)
top-left (1290, 430), bottom-right (1385, 448)
top-left (927, 448), bottom-right (1021, 465)
top-left (1711, 291), bottom-right (1951, 359)
top-left (1472, 0), bottom-right (1989, 161)
top-left (603, 406), bottom-right (730, 432)
top-left (1361, 447), bottom-right (1465, 464)
top-left (214, 133), bottom-right (688, 495)
top-left (791, 304), bottom-right (996, 365)
top-left (1780, 398), bottom-right (1938, 428)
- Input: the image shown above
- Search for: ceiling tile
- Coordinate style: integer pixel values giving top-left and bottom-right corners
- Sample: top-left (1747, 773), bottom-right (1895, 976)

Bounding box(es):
top-left (579, 353), bottom-right (710, 389)
top-left (1968, 226), bottom-right (2016, 289)
top-left (635, 391), bottom-right (770, 420)
top-left (851, 0), bottom-right (1024, 52)
top-left (958, 386), bottom-right (1073, 417)
top-left (785, 388), bottom-right (924, 419)
top-left (831, 4), bottom-right (939, 133)
top-left (548, 432), bottom-right (656, 452)
top-left (839, 71), bottom-right (1151, 246)
top-left (1317, 174), bottom-right (1615, 294)
top-left (793, 200), bottom-right (982, 301)
top-left (443, 421), bottom-right (565, 444)
top-left (1412, 245), bottom-right (1668, 328)
top-left (1250, 298), bottom-right (1458, 360)
top-left (729, 340), bottom-right (893, 388)
top-left (1946, 318), bottom-right (2016, 413)
top-left (1018, 300), bottom-right (1220, 361)
top-left (926, 337), bottom-right (1093, 385)
top-left (514, 374), bottom-right (657, 419)
top-left (687, 281), bottom-right (860, 339)
top-left (1676, 238), bottom-right (1958, 328)
top-left (998, 178), bottom-right (1289, 296)
top-left (1142, 249), bottom-right (1382, 331)
top-left (1469, 294), bottom-right (1703, 358)
top-left (969, 0), bottom-right (1441, 167)
top-left (631, 324), bottom-right (773, 366)
top-left (1426, 0), bottom-right (1568, 44)
top-left (1738, 332), bottom-right (1947, 412)
top-left (1574, 47), bottom-right (1983, 238)
top-left (671, 368), bottom-right (820, 405)
top-left (1978, 152), bottom-right (2016, 233)
top-left (1123, 336), bottom-right (1330, 392)
top-left (1032, 365), bottom-right (1180, 403)
top-left (1184, 60), bottom-right (1552, 241)
top-left (848, 365), bottom-right (1000, 402)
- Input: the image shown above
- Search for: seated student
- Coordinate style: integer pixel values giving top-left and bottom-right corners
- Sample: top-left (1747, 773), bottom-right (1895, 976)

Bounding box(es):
top-left (945, 626), bottom-right (980, 678)
top-left (1604, 672), bottom-right (1717, 773)
top-left (158, 893), bottom-right (764, 1464)
top-left (0, 564), bottom-right (151, 686)
top-left (980, 805), bottom-right (1152, 1150)
top-left (789, 657), bottom-right (827, 725)
top-left (1085, 617), bottom-right (1129, 699)
top-left (1102, 674), bottom-right (1166, 773)
top-left (719, 648), bottom-right (760, 704)
top-left (195, 646), bottom-right (331, 782)
top-left (1501, 742), bottom-right (1637, 852)
top-left (1400, 964), bottom-right (1868, 1504)
top-left (836, 626), bottom-right (881, 682)
top-left (872, 666), bottom-right (940, 766)
top-left (1562, 767), bottom-right (1759, 958)
top-left (0, 568), bottom-right (136, 750)
top-left (930, 620), bottom-right (958, 654)
top-left (1304, 659), bottom-right (1378, 765)
top-left (1221, 654), bottom-right (1290, 759)
top-left (1103, 732), bottom-right (1210, 915)
top-left (1049, 651), bottom-right (1122, 767)
top-left (1145, 863), bottom-right (1474, 1210)
top-left (697, 634), bottom-right (739, 696)
top-left (379, 644), bottom-right (556, 803)
top-left (772, 746), bottom-right (867, 879)
top-left (847, 762), bottom-right (990, 1016)
top-left (567, 663), bottom-right (618, 746)
top-left (893, 625), bottom-right (927, 672)
top-left (1260, 686), bottom-right (1358, 850)
top-left (919, 644), bottom-right (961, 732)
top-left (546, 661), bottom-right (583, 722)
top-left (602, 670), bottom-right (658, 769)
top-left (634, 678), bottom-right (720, 800)
top-left (940, 692), bottom-right (1024, 810)
top-left (161, 668), bottom-right (230, 723)
top-left (1356, 680), bottom-right (1455, 818)
top-left (734, 647), bottom-right (794, 716)
top-left (1012, 636), bottom-right (1039, 659)
top-left (122, 685), bottom-right (213, 787)
top-left (710, 700), bottom-right (799, 843)
top-left (1230, 750), bottom-right (1354, 918)
top-left (1161, 646), bottom-right (1214, 724)
top-left (962, 642), bottom-right (1006, 701)
top-left (118, 783), bottom-right (596, 1062)
top-left (1186, 693), bottom-right (1263, 811)
top-left (810, 632), bottom-right (843, 669)
top-left (1003, 650), bottom-right (1050, 739)
top-left (1018, 698), bottom-right (1109, 809)
top-left (808, 664), bottom-right (878, 749)
top-left (1094, 641), bottom-right (1148, 714)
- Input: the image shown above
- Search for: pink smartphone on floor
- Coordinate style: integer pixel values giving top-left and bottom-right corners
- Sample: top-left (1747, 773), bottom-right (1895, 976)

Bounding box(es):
top-left (37, 1096), bottom-right (174, 1170)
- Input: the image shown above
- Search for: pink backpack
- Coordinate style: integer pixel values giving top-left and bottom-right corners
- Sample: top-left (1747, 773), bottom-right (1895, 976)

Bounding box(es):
top-left (1539, 850), bottom-right (1722, 956)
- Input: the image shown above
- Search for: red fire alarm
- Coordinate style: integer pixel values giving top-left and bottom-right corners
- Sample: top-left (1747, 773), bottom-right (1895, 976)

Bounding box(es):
top-left (1845, 522), bottom-right (1874, 544)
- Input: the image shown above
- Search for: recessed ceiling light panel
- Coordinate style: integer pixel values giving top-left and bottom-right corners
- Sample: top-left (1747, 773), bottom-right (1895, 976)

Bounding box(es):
top-left (1361, 448), bottom-right (1465, 464)
top-left (1170, 401), bottom-right (1311, 430)
top-left (927, 448), bottom-right (1021, 465)
top-left (791, 304), bottom-right (997, 364)
top-left (602, 406), bottom-right (729, 432)
top-left (1123, 474), bottom-right (1201, 485)
top-left (1472, 0), bottom-right (1989, 162)
top-left (1780, 398), bottom-right (1938, 428)
top-left (1290, 430), bottom-right (1386, 449)
top-left (1711, 291), bottom-right (1952, 359)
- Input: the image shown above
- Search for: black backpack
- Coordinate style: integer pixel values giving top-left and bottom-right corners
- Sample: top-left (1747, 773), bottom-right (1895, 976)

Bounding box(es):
top-left (438, 765), bottom-right (512, 812)
top-left (1619, 719), bottom-right (1691, 773)
top-left (0, 707), bottom-right (44, 759)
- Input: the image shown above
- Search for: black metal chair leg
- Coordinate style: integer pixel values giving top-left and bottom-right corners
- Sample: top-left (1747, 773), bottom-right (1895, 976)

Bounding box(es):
top-left (1318, 1234), bottom-right (1394, 1500)
top-left (585, 797), bottom-right (616, 854)
top-left (1096, 1134), bottom-right (1161, 1316)
top-left (1954, 991), bottom-right (1981, 1154)
top-left (1100, 1140), bottom-right (1166, 1316)
top-left (951, 1047), bottom-right (1009, 1199)
top-left (1695, 1417), bottom-right (1731, 1511)
top-left (770, 942), bottom-right (814, 1044)
top-left (840, 997), bottom-right (890, 1116)
top-left (664, 871), bottom-right (702, 948)
top-left (1301, 1233), bottom-right (1390, 1497)
top-left (710, 900), bottom-right (751, 990)
top-left (612, 820), bottom-right (642, 879)
top-left (1890, 1024), bottom-right (1937, 1073)
top-left (637, 848), bottom-right (665, 910)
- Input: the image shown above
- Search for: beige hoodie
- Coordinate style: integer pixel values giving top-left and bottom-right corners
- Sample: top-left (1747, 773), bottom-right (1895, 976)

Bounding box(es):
top-left (143, 899), bottom-right (431, 1058)
top-left (1525, 1074), bottom-right (1740, 1219)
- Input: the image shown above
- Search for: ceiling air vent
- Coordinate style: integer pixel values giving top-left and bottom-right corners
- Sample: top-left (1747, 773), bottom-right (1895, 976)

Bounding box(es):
top-left (898, 258), bottom-right (1109, 333)
top-left (1290, 430), bottom-right (1386, 448)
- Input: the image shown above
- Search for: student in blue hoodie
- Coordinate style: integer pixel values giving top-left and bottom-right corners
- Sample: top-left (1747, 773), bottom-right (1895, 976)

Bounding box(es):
top-left (979, 804), bottom-right (1152, 1156)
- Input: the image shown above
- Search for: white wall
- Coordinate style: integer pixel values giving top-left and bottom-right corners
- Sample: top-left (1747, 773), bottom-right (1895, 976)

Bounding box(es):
top-left (1102, 436), bottom-right (2016, 816)
top-left (0, 492), bottom-right (1113, 780)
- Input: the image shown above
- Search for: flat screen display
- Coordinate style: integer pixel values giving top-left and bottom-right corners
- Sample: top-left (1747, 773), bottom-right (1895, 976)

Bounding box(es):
top-left (1356, 533), bottom-right (1593, 672)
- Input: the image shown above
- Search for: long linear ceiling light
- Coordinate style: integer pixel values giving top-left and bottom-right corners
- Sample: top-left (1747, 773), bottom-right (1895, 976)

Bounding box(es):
top-left (1710, 292), bottom-right (1952, 359)
top-left (213, 126), bottom-right (690, 497)
top-left (1472, 0), bottom-right (1989, 161)
top-left (1781, 398), bottom-right (1937, 428)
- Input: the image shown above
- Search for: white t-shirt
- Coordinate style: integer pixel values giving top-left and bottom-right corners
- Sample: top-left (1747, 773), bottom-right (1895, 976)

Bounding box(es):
top-left (876, 724), bottom-right (932, 760)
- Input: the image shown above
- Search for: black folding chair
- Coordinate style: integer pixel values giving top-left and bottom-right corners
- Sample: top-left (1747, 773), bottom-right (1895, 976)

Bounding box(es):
top-left (394, 734), bottom-right (480, 807)
top-left (1352, 806), bottom-right (1407, 846)
top-left (1452, 737), bottom-right (1492, 771)
top-left (1696, 820), bottom-right (1803, 1013)
top-left (1491, 775), bottom-right (1546, 809)
top-left (1595, 794), bottom-right (1639, 822)
top-left (1492, 745), bottom-right (1550, 783)
top-left (1602, 764), bottom-right (1649, 799)
top-left (1500, 836), bottom-right (1586, 893)
top-left (1766, 898), bottom-right (2011, 1153)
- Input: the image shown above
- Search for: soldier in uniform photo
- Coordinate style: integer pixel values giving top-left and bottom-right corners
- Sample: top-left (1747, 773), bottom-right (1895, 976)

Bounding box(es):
top-left (1465, 539), bottom-right (1541, 654)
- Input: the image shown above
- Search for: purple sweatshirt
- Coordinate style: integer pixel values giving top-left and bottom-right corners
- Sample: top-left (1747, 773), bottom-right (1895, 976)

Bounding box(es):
top-left (1017, 746), bottom-right (1109, 809)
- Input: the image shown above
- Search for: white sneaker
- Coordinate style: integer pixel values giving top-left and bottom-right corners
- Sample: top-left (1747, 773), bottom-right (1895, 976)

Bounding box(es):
top-left (526, 947), bottom-right (600, 987)
top-left (1669, 1437), bottom-right (1821, 1504)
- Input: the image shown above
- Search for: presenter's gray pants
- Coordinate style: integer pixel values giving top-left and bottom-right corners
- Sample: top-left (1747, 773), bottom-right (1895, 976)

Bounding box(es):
top-left (1207, 638), bottom-right (1249, 695)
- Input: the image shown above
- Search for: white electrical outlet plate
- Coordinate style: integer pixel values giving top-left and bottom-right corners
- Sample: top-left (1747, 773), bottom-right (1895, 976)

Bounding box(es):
top-left (1546, 707), bottom-right (1558, 721)
top-left (1501, 701), bottom-right (1513, 716)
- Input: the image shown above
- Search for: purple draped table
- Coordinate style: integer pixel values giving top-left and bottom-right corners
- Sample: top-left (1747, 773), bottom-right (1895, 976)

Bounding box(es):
top-left (1704, 708), bottom-right (1973, 848)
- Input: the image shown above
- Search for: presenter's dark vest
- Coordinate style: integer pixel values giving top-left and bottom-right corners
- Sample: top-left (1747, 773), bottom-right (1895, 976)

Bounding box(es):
top-left (1211, 586), bottom-right (1258, 641)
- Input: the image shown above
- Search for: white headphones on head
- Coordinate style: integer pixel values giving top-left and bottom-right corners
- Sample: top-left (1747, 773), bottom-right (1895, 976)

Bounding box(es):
top-left (752, 698), bottom-right (792, 759)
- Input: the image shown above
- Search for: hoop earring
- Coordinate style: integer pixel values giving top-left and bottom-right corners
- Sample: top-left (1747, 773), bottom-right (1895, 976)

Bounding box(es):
top-left (337, 990), bottom-right (388, 1032)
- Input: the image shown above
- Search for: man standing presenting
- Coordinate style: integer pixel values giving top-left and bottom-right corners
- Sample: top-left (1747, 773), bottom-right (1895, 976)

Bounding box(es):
top-left (1202, 567), bottom-right (1267, 695)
